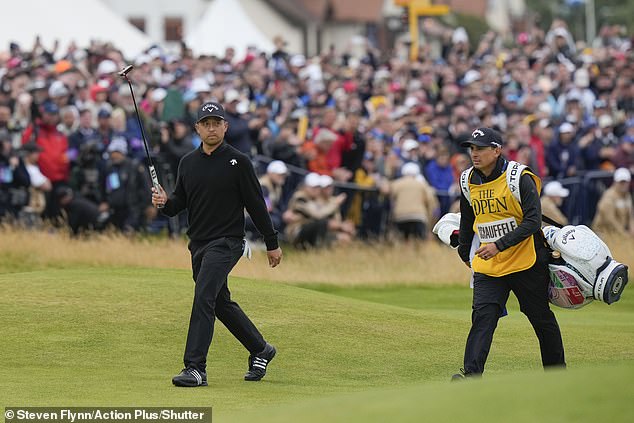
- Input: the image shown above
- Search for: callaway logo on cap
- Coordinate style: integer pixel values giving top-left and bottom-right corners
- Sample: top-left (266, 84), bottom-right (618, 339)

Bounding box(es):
top-left (461, 127), bottom-right (503, 148)
top-left (197, 101), bottom-right (226, 122)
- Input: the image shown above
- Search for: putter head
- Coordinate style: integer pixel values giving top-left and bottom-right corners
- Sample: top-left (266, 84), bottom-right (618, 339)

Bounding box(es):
top-left (118, 65), bottom-right (134, 77)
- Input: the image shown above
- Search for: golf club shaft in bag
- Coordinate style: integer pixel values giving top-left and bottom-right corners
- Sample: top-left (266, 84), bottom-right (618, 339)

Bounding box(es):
top-left (118, 65), bottom-right (163, 208)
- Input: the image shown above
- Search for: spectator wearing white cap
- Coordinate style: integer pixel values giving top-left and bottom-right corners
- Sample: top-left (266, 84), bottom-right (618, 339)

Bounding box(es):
top-left (546, 122), bottom-right (579, 179)
top-left (223, 89), bottom-right (253, 155)
top-left (245, 160), bottom-right (290, 241)
top-left (283, 172), bottom-right (349, 248)
top-left (578, 114), bottom-right (619, 171)
top-left (261, 161), bottom-right (289, 216)
top-left (541, 181), bottom-right (570, 226)
top-left (384, 162), bottom-right (438, 240)
top-left (592, 168), bottom-right (634, 235)
top-left (317, 174), bottom-right (356, 243)
top-left (48, 80), bottom-right (71, 108)
top-left (102, 136), bottom-right (151, 231)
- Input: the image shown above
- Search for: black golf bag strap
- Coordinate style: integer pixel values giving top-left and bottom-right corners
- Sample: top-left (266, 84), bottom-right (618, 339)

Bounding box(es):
top-left (542, 214), bottom-right (564, 228)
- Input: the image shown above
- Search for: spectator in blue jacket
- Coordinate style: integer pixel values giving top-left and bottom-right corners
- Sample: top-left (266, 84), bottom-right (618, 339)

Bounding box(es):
top-left (547, 122), bottom-right (580, 179)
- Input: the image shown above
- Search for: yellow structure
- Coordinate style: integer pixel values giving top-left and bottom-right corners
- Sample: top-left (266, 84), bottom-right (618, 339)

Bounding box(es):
top-left (395, 0), bottom-right (450, 61)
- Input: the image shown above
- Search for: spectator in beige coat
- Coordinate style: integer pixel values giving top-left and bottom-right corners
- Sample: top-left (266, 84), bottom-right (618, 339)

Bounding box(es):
top-left (541, 181), bottom-right (569, 226)
top-left (592, 168), bottom-right (634, 235)
top-left (283, 173), bottom-right (350, 248)
top-left (387, 162), bottom-right (438, 240)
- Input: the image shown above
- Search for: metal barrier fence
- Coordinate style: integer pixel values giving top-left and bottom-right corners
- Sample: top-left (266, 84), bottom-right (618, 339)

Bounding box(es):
top-left (252, 155), bottom-right (632, 234)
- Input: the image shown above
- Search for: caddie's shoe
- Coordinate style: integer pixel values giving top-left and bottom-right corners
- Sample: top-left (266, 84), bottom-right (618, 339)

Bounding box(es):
top-left (172, 368), bottom-right (207, 387)
top-left (451, 368), bottom-right (473, 382)
top-left (244, 343), bottom-right (276, 381)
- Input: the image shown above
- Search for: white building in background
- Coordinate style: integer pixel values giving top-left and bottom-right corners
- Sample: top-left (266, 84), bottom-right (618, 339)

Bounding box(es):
top-left (100, 0), bottom-right (302, 54)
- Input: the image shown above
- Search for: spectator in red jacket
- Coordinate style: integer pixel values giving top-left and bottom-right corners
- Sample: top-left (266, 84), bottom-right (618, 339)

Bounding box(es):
top-left (22, 101), bottom-right (69, 219)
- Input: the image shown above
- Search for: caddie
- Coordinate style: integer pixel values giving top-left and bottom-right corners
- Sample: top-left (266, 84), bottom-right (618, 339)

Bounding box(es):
top-left (452, 127), bottom-right (566, 380)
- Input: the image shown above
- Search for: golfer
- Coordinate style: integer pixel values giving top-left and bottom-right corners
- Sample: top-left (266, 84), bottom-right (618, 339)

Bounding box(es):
top-left (453, 127), bottom-right (565, 380)
top-left (152, 101), bottom-right (282, 386)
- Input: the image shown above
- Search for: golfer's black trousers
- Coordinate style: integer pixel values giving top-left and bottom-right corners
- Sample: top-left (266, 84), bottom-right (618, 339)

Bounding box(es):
top-left (184, 237), bottom-right (266, 372)
top-left (463, 245), bottom-right (566, 374)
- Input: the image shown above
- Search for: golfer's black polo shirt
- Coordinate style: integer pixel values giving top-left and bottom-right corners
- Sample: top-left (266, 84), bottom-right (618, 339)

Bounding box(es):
top-left (162, 142), bottom-right (279, 250)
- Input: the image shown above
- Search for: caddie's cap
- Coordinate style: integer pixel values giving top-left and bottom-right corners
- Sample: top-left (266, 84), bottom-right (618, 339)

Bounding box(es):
top-left (460, 127), bottom-right (503, 148)
top-left (197, 102), bottom-right (226, 123)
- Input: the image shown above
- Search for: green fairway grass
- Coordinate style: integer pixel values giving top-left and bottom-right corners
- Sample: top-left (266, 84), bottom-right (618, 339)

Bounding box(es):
top-left (223, 364), bottom-right (633, 423)
top-left (0, 267), bottom-right (633, 422)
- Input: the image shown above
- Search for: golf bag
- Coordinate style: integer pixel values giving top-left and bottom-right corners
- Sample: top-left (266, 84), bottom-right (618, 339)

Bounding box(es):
top-left (433, 214), bottom-right (629, 309)
top-left (543, 225), bottom-right (628, 308)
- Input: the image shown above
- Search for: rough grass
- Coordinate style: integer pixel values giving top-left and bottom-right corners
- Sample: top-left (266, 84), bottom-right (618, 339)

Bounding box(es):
top-left (3, 226), bottom-right (632, 286)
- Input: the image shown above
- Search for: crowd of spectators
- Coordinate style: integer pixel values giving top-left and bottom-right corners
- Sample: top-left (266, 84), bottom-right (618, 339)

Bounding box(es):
top-left (0, 18), bottom-right (633, 244)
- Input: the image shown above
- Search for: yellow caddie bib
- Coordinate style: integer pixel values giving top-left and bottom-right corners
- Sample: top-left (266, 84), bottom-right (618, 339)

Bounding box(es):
top-left (469, 168), bottom-right (541, 277)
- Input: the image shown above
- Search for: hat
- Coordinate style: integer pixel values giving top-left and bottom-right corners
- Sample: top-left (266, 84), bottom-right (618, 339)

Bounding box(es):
top-left (134, 54), bottom-right (151, 66)
top-left (289, 55), bottom-right (306, 67)
top-left (462, 70), bottom-right (481, 86)
top-left (614, 168), bottom-right (631, 183)
top-left (267, 160), bottom-right (288, 175)
top-left (304, 172), bottom-right (322, 188)
top-left (402, 139), bottom-right (419, 151)
top-left (543, 181), bottom-right (570, 198)
top-left (559, 122), bottom-right (574, 134)
top-left (574, 68), bottom-right (590, 88)
top-left (97, 59), bottom-right (118, 75)
top-left (598, 114), bottom-right (613, 129)
top-left (319, 174), bottom-right (334, 188)
top-left (21, 142), bottom-right (43, 153)
top-left (90, 81), bottom-right (109, 100)
top-left (452, 27), bottom-right (469, 44)
top-left (150, 88), bottom-right (167, 102)
top-left (48, 81), bottom-right (69, 98)
top-left (54, 60), bottom-right (73, 74)
top-left (538, 102), bottom-right (553, 115)
top-left (107, 137), bottom-right (128, 155)
top-left (190, 78), bottom-right (211, 93)
top-left (41, 101), bottom-right (59, 115)
top-left (196, 102), bottom-right (226, 123)
top-left (224, 89), bottom-right (240, 103)
top-left (460, 128), bottom-right (503, 148)
top-left (97, 108), bottom-right (111, 119)
top-left (401, 162), bottom-right (421, 176)
top-left (28, 79), bottom-right (47, 92)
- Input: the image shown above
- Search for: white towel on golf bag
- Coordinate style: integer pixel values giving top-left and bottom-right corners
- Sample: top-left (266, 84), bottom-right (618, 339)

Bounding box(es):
top-left (433, 214), bottom-right (629, 309)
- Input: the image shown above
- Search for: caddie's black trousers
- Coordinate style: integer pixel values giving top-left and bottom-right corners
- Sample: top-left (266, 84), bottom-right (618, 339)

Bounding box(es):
top-left (184, 237), bottom-right (266, 372)
top-left (463, 245), bottom-right (566, 374)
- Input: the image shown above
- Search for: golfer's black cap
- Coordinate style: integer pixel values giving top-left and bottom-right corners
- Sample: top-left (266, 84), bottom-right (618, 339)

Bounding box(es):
top-left (460, 127), bottom-right (503, 148)
top-left (196, 102), bottom-right (226, 123)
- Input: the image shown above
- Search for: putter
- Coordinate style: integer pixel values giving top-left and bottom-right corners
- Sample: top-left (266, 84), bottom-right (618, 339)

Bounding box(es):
top-left (118, 64), bottom-right (163, 208)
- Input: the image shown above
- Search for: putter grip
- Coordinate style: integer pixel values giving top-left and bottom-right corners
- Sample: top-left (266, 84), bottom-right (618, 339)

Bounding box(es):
top-left (149, 165), bottom-right (164, 209)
